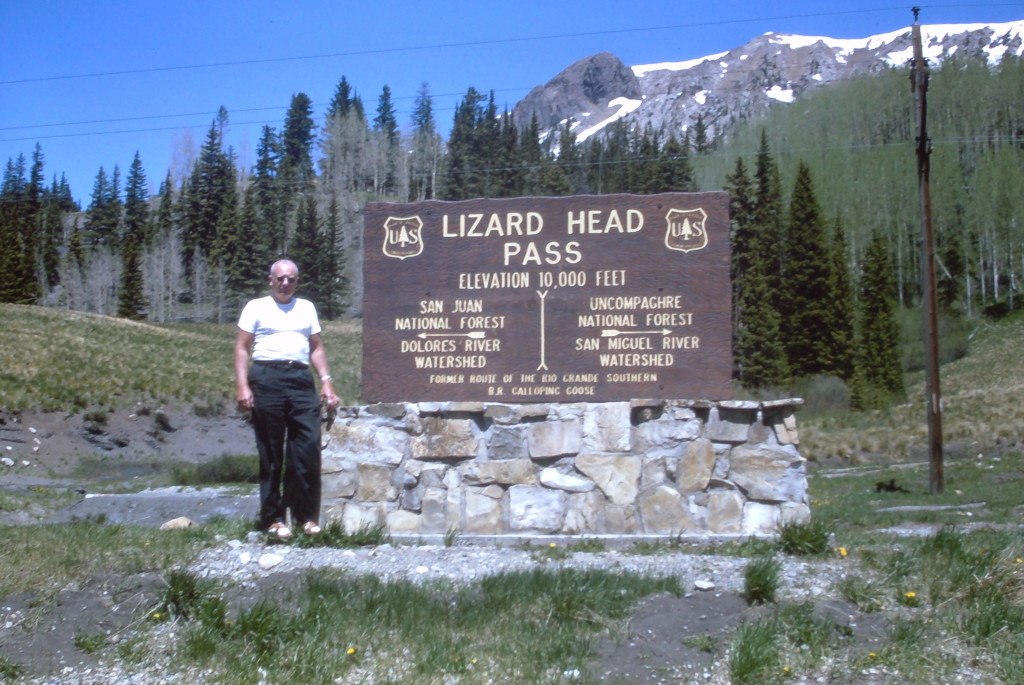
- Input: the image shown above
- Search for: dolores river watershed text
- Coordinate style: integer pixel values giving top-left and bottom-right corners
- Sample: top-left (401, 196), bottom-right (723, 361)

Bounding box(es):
top-left (362, 192), bottom-right (733, 403)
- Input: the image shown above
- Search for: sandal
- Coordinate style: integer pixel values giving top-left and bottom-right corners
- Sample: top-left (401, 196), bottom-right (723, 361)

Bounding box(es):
top-left (268, 522), bottom-right (292, 541)
top-left (302, 521), bottom-right (321, 536)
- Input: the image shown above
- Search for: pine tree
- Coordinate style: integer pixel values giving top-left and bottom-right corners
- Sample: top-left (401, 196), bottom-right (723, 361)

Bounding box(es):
top-left (321, 193), bottom-right (348, 318)
top-left (84, 165), bottom-right (122, 248)
top-left (290, 195), bottom-right (322, 304)
top-left (735, 265), bottom-right (789, 389)
top-left (24, 145), bottom-right (45, 291)
top-left (780, 161), bottom-right (832, 377)
top-left (253, 126), bottom-right (286, 257)
top-left (536, 162), bottom-right (574, 196)
top-left (497, 109), bottom-right (524, 197)
top-left (480, 92), bottom-right (502, 196)
top-left (373, 85), bottom-right (399, 147)
top-left (232, 186), bottom-right (267, 300)
top-left (752, 130), bottom-right (785, 296)
top-left (519, 113), bottom-right (543, 195)
top-left (280, 94), bottom-right (316, 193)
top-left (320, 78), bottom-right (373, 197)
top-left (182, 120), bottom-right (238, 290)
top-left (731, 131), bottom-right (789, 388)
top-left (117, 152), bottom-right (149, 320)
top-left (725, 156), bottom-right (755, 377)
top-left (442, 87), bottom-right (487, 200)
top-left (148, 172), bottom-right (179, 322)
top-left (663, 132), bottom-right (696, 192)
top-left (123, 152), bottom-right (149, 243)
top-left (692, 113), bottom-right (710, 153)
top-left (68, 218), bottom-right (84, 271)
top-left (0, 155), bottom-right (32, 303)
top-left (41, 193), bottom-right (62, 289)
top-left (825, 215), bottom-right (856, 380)
top-left (372, 85), bottom-right (400, 195)
top-left (327, 76), bottom-right (364, 120)
top-left (153, 172), bottom-right (176, 241)
top-left (851, 229), bottom-right (905, 409)
top-left (117, 227), bottom-right (146, 320)
top-left (557, 118), bottom-right (585, 194)
top-left (409, 82), bottom-right (441, 201)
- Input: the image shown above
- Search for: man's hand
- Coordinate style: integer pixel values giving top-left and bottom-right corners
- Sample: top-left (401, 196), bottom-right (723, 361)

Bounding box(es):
top-left (237, 387), bottom-right (254, 413)
top-left (320, 381), bottom-right (340, 411)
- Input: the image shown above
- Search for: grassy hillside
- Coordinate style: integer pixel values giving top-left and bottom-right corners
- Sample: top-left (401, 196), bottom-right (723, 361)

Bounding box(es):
top-left (800, 313), bottom-right (1024, 462)
top-left (4, 302), bottom-right (1021, 464)
top-left (0, 304), bottom-right (363, 412)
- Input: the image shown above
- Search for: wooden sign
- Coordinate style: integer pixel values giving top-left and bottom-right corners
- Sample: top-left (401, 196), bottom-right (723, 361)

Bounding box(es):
top-left (362, 192), bottom-right (732, 403)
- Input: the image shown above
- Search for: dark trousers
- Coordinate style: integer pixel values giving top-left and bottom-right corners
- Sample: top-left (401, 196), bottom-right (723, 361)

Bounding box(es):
top-left (248, 362), bottom-right (322, 530)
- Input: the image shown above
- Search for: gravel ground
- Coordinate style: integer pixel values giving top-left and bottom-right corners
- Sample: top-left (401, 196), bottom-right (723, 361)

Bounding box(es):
top-left (191, 535), bottom-right (840, 597)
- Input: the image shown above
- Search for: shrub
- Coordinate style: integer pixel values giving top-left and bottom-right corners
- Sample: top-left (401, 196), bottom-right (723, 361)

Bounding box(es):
top-left (788, 374), bottom-right (850, 415)
top-left (778, 518), bottom-right (832, 556)
top-left (743, 555), bottom-right (781, 605)
top-left (158, 569), bottom-right (221, 622)
top-left (729, 616), bottom-right (780, 684)
top-left (169, 454), bottom-right (258, 485)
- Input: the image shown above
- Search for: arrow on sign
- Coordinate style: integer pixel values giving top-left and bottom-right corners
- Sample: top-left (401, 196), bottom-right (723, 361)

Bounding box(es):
top-left (600, 328), bottom-right (672, 337)
top-left (417, 331), bottom-right (487, 339)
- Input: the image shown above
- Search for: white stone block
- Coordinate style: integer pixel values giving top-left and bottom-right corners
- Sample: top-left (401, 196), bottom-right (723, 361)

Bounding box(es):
top-left (540, 467), bottom-right (595, 493)
top-left (742, 502), bottom-right (778, 534)
top-left (508, 485), bottom-right (566, 533)
top-left (583, 402), bottom-right (632, 452)
top-left (575, 454), bottom-right (640, 505)
top-left (527, 419), bottom-right (583, 458)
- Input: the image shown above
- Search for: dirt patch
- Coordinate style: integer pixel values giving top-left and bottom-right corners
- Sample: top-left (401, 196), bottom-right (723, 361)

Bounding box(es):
top-left (1, 402), bottom-right (253, 495)
top-left (0, 572), bottom-right (165, 678)
top-left (587, 592), bottom-right (890, 683)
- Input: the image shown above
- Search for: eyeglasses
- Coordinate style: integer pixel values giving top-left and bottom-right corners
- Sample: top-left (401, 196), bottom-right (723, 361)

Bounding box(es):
top-left (273, 275), bottom-right (298, 283)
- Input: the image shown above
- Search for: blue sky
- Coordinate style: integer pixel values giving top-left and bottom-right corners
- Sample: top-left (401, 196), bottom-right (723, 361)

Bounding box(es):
top-left (2, 1), bottom-right (1022, 202)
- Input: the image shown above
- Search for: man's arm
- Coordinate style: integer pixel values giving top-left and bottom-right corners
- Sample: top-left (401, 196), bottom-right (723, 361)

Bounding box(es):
top-left (309, 333), bottom-right (340, 410)
top-left (235, 328), bottom-right (255, 412)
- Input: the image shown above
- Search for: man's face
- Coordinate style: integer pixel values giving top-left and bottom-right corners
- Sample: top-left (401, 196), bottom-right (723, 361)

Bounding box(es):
top-left (269, 264), bottom-right (299, 303)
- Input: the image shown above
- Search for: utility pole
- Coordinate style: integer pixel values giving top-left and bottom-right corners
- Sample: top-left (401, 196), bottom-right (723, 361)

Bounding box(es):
top-left (911, 7), bottom-right (944, 494)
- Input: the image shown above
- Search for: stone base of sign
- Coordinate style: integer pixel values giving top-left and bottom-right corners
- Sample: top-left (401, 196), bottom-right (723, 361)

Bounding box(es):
top-left (320, 399), bottom-right (808, 538)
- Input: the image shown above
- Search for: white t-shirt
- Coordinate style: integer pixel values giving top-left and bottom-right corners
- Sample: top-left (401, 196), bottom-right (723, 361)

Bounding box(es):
top-left (238, 296), bottom-right (322, 364)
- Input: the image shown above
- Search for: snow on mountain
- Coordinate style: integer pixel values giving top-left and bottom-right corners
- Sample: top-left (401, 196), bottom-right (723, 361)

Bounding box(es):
top-left (511, 21), bottom-right (1024, 146)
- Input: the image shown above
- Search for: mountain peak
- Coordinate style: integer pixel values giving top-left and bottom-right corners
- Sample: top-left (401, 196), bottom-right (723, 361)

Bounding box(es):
top-left (512, 21), bottom-right (1024, 145)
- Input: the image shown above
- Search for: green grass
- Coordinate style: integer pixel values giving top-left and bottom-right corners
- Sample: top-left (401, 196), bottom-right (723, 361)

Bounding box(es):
top-left (800, 312), bottom-right (1024, 462)
top-left (0, 518), bottom-right (250, 599)
top-left (742, 555), bottom-right (781, 605)
top-left (0, 304), bottom-right (363, 411)
top-left (168, 454), bottom-right (258, 486)
top-left (808, 448), bottom-right (1024, 536)
top-left (140, 566), bottom-right (685, 684)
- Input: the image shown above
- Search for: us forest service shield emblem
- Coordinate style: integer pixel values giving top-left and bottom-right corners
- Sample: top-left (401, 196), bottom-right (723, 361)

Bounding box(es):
top-left (382, 216), bottom-right (424, 259)
top-left (664, 207), bottom-right (708, 253)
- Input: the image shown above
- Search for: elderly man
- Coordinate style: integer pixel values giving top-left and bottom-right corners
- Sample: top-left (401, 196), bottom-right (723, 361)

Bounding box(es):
top-left (235, 259), bottom-right (340, 541)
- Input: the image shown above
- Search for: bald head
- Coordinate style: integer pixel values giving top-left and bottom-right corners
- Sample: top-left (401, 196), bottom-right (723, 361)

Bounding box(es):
top-left (268, 260), bottom-right (299, 303)
top-left (270, 259), bottom-right (298, 277)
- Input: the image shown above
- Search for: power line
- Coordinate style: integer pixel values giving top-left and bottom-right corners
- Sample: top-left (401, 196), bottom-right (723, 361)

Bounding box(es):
top-left (0, 88), bottom-right (531, 137)
top-left (3, 6), bottom-right (1012, 141)
top-left (0, 8), bottom-right (907, 86)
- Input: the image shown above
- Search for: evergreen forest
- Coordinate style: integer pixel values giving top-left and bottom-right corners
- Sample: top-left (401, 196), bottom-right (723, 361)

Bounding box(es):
top-left (3, 54), bottom-right (1023, 404)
